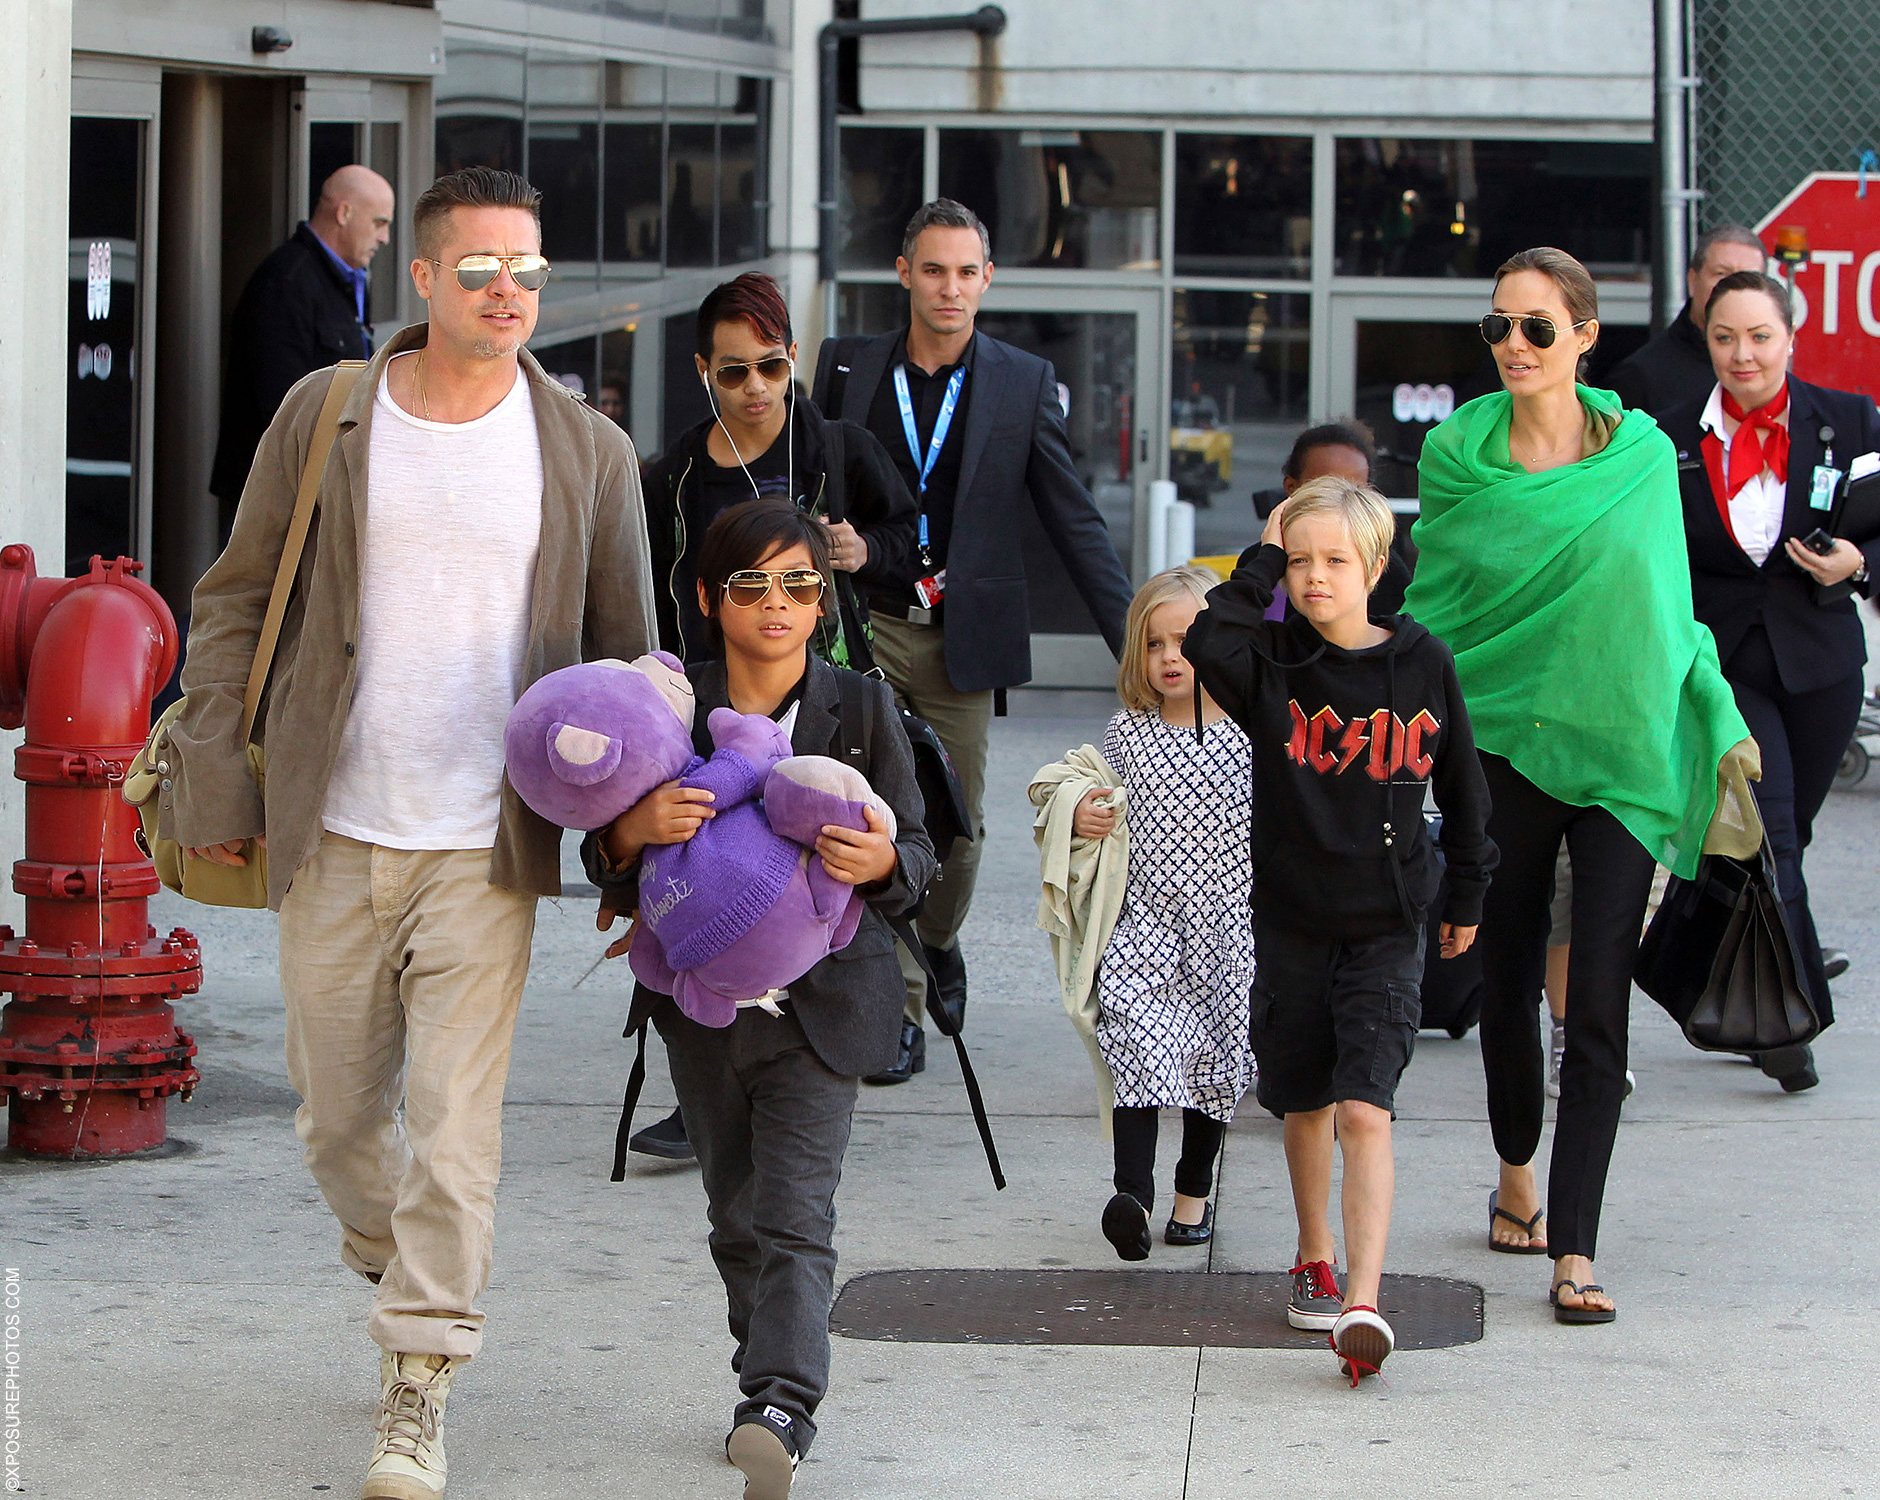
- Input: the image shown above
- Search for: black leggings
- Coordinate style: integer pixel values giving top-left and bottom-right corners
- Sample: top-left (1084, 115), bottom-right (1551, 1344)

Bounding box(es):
top-left (1112, 1107), bottom-right (1225, 1214)
top-left (1723, 626), bottom-right (1862, 1026)
top-left (1476, 753), bottom-right (1656, 1261)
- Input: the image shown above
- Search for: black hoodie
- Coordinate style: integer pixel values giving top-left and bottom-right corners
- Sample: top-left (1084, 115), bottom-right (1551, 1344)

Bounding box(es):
top-left (643, 394), bottom-right (917, 661)
top-left (1185, 544), bottom-right (1496, 940)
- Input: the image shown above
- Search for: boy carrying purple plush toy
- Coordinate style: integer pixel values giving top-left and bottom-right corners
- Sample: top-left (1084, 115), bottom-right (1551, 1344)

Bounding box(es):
top-left (585, 497), bottom-right (934, 1500)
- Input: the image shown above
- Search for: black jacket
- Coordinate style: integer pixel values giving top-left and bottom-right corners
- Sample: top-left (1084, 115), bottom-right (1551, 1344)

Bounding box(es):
top-left (211, 223), bottom-right (371, 502)
top-left (1186, 544), bottom-right (1496, 939)
top-left (814, 328), bottom-right (1134, 692)
top-left (1659, 376), bottom-right (1880, 695)
top-left (643, 395), bottom-right (916, 662)
top-left (1604, 302), bottom-right (1715, 416)
top-left (583, 656), bottom-right (935, 1078)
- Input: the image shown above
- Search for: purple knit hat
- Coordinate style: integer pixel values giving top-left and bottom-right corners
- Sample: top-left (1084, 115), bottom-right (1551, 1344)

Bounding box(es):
top-left (638, 802), bottom-right (803, 972)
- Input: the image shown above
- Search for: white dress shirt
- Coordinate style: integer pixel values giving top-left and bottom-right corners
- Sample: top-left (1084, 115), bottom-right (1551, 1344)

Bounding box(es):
top-left (1699, 382), bottom-right (1789, 566)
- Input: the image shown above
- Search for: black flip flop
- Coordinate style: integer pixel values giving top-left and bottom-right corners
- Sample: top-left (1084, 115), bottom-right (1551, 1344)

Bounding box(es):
top-left (1550, 1279), bottom-right (1616, 1324)
top-left (1488, 1189), bottom-right (1549, 1255)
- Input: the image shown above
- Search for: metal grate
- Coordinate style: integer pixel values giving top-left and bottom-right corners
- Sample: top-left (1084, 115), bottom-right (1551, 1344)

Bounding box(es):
top-left (1691, 0), bottom-right (1880, 229)
top-left (831, 1270), bottom-right (1483, 1351)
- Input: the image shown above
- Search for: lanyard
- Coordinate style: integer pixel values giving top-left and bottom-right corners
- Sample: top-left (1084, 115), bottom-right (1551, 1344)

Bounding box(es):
top-left (893, 363), bottom-right (966, 499)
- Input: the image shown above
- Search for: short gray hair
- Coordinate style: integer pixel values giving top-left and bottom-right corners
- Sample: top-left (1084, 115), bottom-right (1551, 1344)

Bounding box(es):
top-left (901, 198), bottom-right (991, 265)
top-left (1689, 224), bottom-right (1765, 273)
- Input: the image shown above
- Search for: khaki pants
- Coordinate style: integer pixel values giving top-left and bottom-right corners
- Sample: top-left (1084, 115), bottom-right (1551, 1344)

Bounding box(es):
top-left (279, 832), bottom-right (537, 1359)
top-left (869, 612), bottom-right (992, 1024)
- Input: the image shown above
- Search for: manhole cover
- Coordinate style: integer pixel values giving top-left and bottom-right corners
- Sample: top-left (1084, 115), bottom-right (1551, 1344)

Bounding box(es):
top-left (831, 1269), bottom-right (1482, 1350)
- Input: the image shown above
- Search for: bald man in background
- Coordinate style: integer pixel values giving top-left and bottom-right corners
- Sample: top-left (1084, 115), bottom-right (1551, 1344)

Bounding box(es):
top-left (211, 165), bottom-right (397, 531)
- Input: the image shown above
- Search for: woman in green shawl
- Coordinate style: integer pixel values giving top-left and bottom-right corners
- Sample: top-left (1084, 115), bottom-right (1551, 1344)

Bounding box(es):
top-left (1403, 247), bottom-right (1751, 1325)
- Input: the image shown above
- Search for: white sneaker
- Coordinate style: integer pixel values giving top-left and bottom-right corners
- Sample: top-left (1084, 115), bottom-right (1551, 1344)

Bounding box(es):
top-left (1330, 1305), bottom-right (1394, 1386)
top-left (363, 1350), bottom-right (458, 1499)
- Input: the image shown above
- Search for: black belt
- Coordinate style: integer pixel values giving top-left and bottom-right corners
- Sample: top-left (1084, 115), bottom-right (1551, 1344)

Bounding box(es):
top-left (867, 596), bottom-right (943, 626)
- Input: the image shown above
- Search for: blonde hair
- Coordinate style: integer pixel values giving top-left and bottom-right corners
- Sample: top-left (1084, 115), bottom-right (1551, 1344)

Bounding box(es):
top-left (1118, 564), bottom-right (1219, 713)
top-left (1280, 475), bottom-right (1396, 583)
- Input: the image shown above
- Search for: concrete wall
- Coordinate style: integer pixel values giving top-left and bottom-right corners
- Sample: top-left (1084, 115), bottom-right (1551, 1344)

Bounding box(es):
top-left (855, 0), bottom-right (1654, 127)
top-left (0, 0), bottom-right (73, 926)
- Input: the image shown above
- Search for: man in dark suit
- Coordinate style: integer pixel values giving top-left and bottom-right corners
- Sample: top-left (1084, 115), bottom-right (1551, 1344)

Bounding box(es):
top-left (813, 198), bottom-right (1133, 1083)
top-left (210, 164), bottom-right (395, 532)
top-left (1604, 224), bottom-right (1765, 414)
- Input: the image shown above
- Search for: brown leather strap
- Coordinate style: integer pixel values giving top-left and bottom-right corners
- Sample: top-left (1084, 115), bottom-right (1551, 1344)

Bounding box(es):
top-left (239, 361), bottom-right (366, 742)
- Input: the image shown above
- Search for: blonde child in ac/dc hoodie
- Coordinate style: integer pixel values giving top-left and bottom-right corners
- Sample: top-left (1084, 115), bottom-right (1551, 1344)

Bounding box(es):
top-left (1184, 475), bottom-right (1496, 1388)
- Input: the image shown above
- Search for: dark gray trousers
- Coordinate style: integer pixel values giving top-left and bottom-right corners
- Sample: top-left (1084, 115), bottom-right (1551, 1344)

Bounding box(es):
top-left (654, 1000), bottom-right (858, 1450)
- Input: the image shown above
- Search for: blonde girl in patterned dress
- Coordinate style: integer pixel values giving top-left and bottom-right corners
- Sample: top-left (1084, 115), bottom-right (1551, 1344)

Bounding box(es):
top-left (1073, 565), bottom-right (1255, 1260)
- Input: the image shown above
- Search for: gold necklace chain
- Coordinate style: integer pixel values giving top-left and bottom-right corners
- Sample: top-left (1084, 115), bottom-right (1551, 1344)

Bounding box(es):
top-left (415, 349), bottom-right (431, 421)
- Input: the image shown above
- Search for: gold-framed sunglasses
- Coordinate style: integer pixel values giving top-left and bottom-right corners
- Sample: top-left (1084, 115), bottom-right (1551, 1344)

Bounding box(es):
top-left (722, 568), bottom-right (826, 608)
top-left (710, 356), bottom-right (794, 389)
top-left (427, 253), bottom-right (552, 292)
top-left (1479, 312), bottom-right (1591, 350)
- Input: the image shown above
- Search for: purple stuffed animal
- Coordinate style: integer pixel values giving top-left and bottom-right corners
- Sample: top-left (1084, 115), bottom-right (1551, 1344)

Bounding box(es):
top-left (503, 659), bottom-right (894, 1027)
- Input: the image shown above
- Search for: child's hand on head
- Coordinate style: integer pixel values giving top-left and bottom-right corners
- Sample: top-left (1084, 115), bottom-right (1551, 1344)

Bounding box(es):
top-left (1072, 788), bottom-right (1118, 840)
top-left (815, 804), bottom-right (898, 886)
top-left (1261, 497), bottom-right (1289, 552)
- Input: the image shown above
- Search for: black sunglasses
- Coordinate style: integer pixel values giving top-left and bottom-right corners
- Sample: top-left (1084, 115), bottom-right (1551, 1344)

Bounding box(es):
top-left (711, 357), bottom-right (793, 389)
top-left (1479, 312), bottom-right (1591, 350)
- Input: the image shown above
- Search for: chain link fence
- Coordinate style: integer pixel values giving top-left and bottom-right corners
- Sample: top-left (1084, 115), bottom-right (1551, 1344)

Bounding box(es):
top-left (1691, 0), bottom-right (1880, 228)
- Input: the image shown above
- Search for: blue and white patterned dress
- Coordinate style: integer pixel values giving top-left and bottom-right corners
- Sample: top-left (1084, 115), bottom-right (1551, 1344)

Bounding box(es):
top-left (1095, 708), bottom-right (1255, 1121)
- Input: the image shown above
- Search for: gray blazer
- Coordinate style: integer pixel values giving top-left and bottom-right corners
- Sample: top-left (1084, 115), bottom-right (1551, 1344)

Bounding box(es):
top-left (813, 327), bottom-right (1134, 692)
top-left (586, 656), bottom-right (936, 1078)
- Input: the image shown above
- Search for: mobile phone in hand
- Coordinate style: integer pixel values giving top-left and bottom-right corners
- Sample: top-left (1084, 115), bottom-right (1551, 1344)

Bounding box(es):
top-left (1801, 527), bottom-right (1838, 556)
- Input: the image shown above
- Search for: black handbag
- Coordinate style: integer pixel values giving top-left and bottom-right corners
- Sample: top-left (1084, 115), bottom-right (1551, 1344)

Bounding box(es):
top-left (1634, 840), bottom-right (1820, 1053)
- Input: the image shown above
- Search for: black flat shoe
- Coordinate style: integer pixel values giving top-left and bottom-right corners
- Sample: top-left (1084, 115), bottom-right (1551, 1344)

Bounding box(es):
top-left (629, 1106), bottom-right (696, 1161)
top-left (1102, 1193), bottom-right (1152, 1261)
top-left (1822, 948), bottom-right (1850, 980)
top-left (1758, 1043), bottom-right (1819, 1093)
top-left (1164, 1201), bottom-right (1214, 1246)
top-left (864, 1020), bottom-right (926, 1086)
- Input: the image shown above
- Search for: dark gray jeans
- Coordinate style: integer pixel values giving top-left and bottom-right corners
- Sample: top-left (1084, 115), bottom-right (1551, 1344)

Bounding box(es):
top-left (654, 999), bottom-right (858, 1450)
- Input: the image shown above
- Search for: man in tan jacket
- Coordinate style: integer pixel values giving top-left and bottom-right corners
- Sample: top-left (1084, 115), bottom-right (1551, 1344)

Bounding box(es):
top-left (164, 166), bottom-right (654, 1500)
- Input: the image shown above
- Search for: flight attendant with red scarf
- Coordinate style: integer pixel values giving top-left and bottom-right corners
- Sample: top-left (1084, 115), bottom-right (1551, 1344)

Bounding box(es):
top-left (1659, 269), bottom-right (1880, 1090)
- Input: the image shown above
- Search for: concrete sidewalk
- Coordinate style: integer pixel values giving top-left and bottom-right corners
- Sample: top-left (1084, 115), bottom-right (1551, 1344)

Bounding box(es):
top-left (9, 691), bottom-right (1878, 1499)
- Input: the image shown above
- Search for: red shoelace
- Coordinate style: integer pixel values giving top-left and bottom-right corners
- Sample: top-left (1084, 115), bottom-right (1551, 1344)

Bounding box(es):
top-left (1330, 1304), bottom-right (1385, 1387)
top-left (1290, 1259), bottom-right (1341, 1304)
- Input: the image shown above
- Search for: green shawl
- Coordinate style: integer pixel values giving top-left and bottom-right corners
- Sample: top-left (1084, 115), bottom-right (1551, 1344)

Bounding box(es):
top-left (1403, 385), bottom-right (1747, 879)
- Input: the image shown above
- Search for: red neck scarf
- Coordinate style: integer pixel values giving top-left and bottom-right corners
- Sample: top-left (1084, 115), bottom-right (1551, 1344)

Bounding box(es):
top-left (1719, 385), bottom-right (1790, 499)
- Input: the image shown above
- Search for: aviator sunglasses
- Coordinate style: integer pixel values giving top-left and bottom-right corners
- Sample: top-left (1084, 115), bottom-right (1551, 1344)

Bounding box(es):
top-left (710, 356), bottom-right (794, 389)
top-left (722, 568), bottom-right (826, 608)
top-left (1479, 312), bottom-right (1591, 349)
top-left (426, 253), bottom-right (552, 292)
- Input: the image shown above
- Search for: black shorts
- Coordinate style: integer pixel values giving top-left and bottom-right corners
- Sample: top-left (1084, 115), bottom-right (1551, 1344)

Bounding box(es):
top-left (1249, 917), bottom-right (1425, 1115)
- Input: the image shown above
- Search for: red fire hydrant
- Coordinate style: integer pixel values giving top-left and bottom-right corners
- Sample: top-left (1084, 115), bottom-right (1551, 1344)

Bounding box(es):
top-left (0, 544), bottom-right (202, 1157)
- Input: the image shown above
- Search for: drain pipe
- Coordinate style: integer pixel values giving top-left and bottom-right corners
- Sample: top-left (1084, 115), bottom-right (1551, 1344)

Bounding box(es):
top-left (818, 4), bottom-right (1007, 335)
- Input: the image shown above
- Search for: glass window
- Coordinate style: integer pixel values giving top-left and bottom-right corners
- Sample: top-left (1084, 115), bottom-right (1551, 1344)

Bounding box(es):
top-left (1173, 134), bottom-right (1312, 279)
top-left (532, 333), bottom-right (600, 401)
top-left (662, 308), bottom-right (712, 452)
top-left (666, 0), bottom-right (722, 34)
top-left (839, 127), bottom-right (923, 271)
top-left (308, 122), bottom-right (361, 215)
top-left (68, 116), bottom-right (143, 578)
top-left (1170, 290), bottom-right (1310, 560)
top-left (528, 54), bottom-right (601, 271)
top-left (598, 325), bottom-right (635, 433)
top-left (436, 45), bottom-right (526, 176)
top-left (666, 70), bottom-right (720, 268)
top-left (720, 77), bottom-right (768, 264)
top-left (836, 282), bottom-right (907, 337)
top-left (938, 129), bottom-right (1160, 270)
top-left (368, 122), bottom-right (402, 326)
top-left (604, 63), bottom-right (664, 267)
top-left (1334, 138), bottom-right (1654, 279)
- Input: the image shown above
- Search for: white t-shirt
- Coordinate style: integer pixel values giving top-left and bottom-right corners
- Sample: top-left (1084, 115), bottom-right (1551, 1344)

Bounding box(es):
top-left (321, 355), bottom-right (545, 849)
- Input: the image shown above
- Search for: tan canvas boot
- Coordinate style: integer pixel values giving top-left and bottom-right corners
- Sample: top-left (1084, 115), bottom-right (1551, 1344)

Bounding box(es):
top-left (362, 1350), bottom-right (458, 1500)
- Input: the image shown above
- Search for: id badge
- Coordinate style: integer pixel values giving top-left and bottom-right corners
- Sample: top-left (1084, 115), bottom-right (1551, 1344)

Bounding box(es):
top-left (914, 570), bottom-right (947, 609)
top-left (1810, 464), bottom-right (1844, 511)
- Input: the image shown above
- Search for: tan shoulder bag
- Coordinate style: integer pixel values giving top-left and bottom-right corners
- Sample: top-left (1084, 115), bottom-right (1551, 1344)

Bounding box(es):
top-left (125, 361), bottom-right (367, 907)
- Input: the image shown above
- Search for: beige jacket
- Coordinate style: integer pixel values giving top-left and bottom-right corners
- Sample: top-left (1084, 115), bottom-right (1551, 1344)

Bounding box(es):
top-left (1029, 745), bottom-right (1129, 1138)
top-left (160, 326), bottom-right (657, 909)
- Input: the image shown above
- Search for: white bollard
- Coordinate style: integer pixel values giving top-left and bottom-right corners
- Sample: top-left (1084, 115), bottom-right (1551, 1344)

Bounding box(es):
top-left (1165, 499), bottom-right (1196, 575)
top-left (1147, 479), bottom-right (1178, 576)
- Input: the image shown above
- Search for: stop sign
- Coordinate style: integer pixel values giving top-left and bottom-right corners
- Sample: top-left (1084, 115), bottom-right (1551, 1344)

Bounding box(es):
top-left (1756, 172), bottom-right (1880, 401)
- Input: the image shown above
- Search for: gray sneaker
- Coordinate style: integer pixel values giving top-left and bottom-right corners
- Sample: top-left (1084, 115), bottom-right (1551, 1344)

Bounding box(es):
top-left (1287, 1259), bottom-right (1343, 1331)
